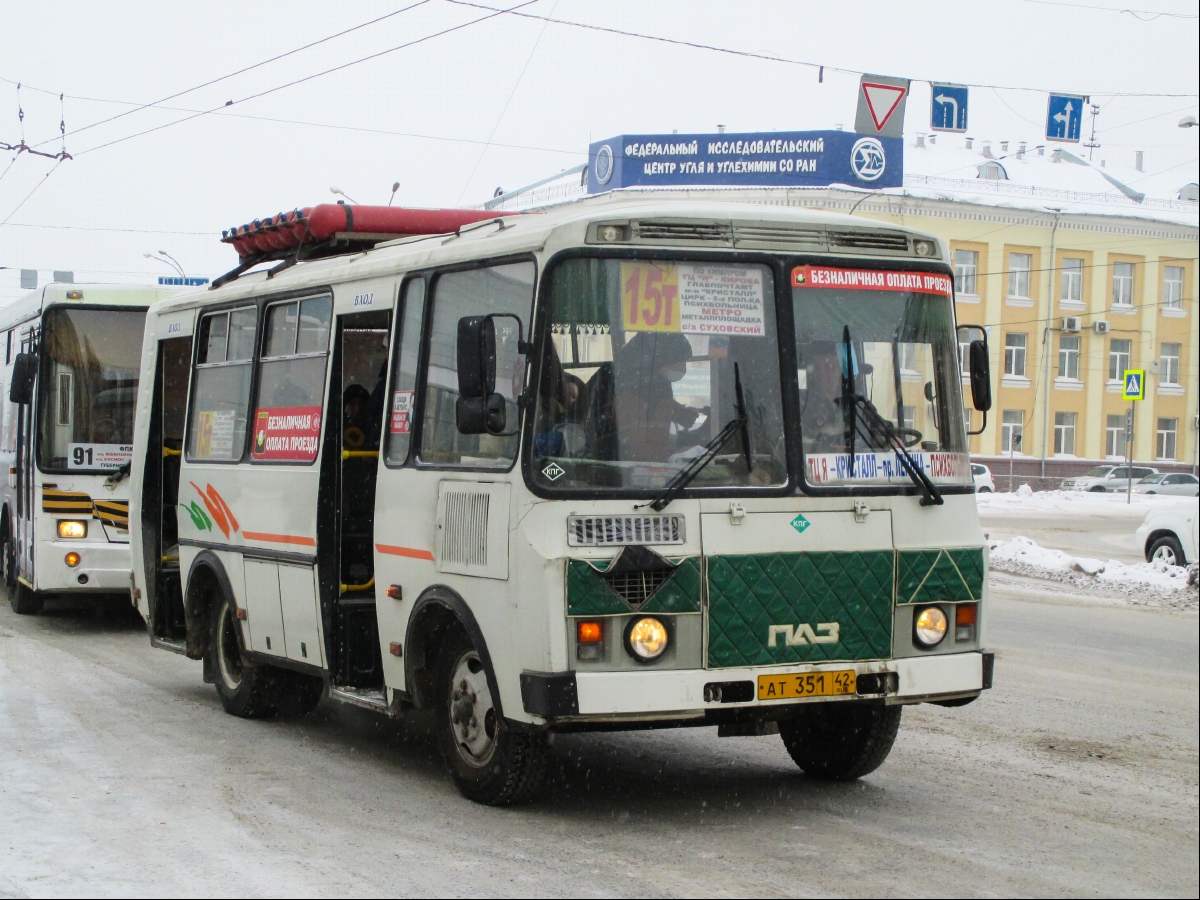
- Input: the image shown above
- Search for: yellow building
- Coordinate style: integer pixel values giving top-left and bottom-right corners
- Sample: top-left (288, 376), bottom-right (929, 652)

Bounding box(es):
top-left (498, 135), bottom-right (1199, 484)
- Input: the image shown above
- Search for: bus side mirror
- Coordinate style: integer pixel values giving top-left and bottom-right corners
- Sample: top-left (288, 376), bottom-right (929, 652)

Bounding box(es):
top-left (455, 315), bottom-right (506, 435)
top-left (969, 340), bottom-right (991, 412)
top-left (9, 352), bottom-right (36, 405)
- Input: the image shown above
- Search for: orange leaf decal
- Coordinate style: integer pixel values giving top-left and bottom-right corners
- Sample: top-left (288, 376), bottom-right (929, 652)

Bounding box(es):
top-left (206, 484), bottom-right (239, 534)
top-left (190, 481), bottom-right (229, 538)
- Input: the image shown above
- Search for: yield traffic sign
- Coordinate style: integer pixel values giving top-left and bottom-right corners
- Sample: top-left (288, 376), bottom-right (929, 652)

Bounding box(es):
top-left (930, 83), bottom-right (968, 132)
top-left (1122, 369), bottom-right (1145, 401)
top-left (855, 74), bottom-right (910, 138)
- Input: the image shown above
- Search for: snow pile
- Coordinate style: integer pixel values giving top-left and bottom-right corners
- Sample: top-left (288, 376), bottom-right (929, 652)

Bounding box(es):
top-left (988, 536), bottom-right (1198, 610)
top-left (977, 488), bottom-right (1172, 519)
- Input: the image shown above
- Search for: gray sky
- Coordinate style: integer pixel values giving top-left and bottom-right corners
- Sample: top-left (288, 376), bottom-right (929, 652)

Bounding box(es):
top-left (1, 0), bottom-right (1197, 295)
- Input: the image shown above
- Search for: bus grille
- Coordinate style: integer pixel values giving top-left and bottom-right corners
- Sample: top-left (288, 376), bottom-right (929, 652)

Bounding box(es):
top-left (627, 220), bottom-right (913, 255)
top-left (827, 229), bottom-right (910, 251)
top-left (600, 569), bottom-right (675, 606)
top-left (567, 514), bottom-right (686, 547)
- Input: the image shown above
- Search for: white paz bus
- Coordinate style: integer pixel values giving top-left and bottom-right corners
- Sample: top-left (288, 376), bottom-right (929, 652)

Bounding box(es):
top-left (129, 199), bottom-right (995, 804)
top-left (1, 283), bottom-right (178, 614)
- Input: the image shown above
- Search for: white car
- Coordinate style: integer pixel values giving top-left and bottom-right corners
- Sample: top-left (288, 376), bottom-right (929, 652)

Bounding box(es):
top-left (1121, 473), bottom-right (1200, 497)
top-left (971, 463), bottom-right (995, 493)
top-left (1135, 500), bottom-right (1199, 571)
top-left (1061, 464), bottom-right (1158, 492)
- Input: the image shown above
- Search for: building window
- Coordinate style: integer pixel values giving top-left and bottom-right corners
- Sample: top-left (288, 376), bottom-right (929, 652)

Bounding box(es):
top-left (1161, 343), bottom-right (1181, 385)
top-left (1108, 338), bottom-right (1131, 381)
top-left (1004, 333), bottom-right (1027, 377)
top-left (1156, 418), bottom-right (1177, 460)
top-left (1001, 410), bottom-right (1024, 453)
top-left (1054, 411), bottom-right (1077, 455)
top-left (954, 249), bottom-right (979, 295)
top-left (1106, 414), bottom-right (1127, 458)
top-left (1008, 253), bottom-right (1032, 299)
top-left (901, 405), bottom-right (915, 431)
top-left (1060, 258), bottom-right (1083, 303)
top-left (1058, 335), bottom-right (1080, 380)
top-left (1163, 266), bottom-right (1184, 310)
top-left (958, 340), bottom-right (972, 377)
top-left (1112, 262), bottom-right (1134, 307)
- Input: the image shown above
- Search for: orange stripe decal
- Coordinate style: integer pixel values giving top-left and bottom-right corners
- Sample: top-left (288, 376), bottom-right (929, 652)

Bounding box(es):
top-left (375, 543), bottom-right (435, 561)
top-left (242, 531), bottom-right (317, 547)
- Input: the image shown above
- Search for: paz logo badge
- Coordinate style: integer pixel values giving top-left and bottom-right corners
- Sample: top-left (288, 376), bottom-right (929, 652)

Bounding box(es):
top-left (542, 462), bottom-right (565, 481)
top-left (790, 514), bottom-right (811, 534)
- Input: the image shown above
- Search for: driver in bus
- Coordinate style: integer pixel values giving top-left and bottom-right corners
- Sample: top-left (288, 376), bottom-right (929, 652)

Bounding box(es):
top-left (609, 331), bottom-right (701, 461)
top-left (798, 342), bottom-right (850, 453)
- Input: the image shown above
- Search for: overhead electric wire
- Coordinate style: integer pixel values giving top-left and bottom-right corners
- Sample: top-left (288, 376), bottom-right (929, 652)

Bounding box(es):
top-left (0, 159), bottom-right (64, 228)
top-left (10, 1), bottom-right (433, 148)
top-left (1013, 0), bottom-right (1197, 18)
top-left (442, 0), bottom-right (1200, 97)
top-left (70, 0), bottom-right (539, 158)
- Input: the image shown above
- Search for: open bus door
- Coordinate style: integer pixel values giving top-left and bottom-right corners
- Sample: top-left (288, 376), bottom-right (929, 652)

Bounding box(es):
top-left (10, 329), bottom-right (40, 612)
top-left (321, 310), bottom-right (390, 690)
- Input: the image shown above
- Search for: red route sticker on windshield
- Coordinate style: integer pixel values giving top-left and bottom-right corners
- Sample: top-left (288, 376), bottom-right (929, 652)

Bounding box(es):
top-left (251, 405), bottom-right (323, 461)
top-left (793, 266), bottom-right (952, 297)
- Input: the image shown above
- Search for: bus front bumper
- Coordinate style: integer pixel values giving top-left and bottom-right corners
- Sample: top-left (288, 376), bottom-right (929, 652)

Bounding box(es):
top-left (522, 651), bottom-right (993, 721)
top-left (35, 540), bottom-right (132, 593)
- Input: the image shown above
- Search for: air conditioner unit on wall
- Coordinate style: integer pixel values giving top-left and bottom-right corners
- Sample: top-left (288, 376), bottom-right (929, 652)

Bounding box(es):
top-left (1093, 320), bottom-right (1109, 334)
top-left (1061, 316), bottom-right (1081, 333)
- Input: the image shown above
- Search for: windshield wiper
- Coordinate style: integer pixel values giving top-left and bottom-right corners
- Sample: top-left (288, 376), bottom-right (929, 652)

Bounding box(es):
top-left (837, 326), bottom-right (942, 506)
top-left (638, 363), bottom-right (751, 512)
top-left (105, 460), bottom-right (132, 487)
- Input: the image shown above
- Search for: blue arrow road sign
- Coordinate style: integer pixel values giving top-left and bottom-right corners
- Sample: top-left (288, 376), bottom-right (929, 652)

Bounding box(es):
top-left (930, 84), bottom-right (968, 132)
top-left (1046, 94), bottom-right (1085, 143)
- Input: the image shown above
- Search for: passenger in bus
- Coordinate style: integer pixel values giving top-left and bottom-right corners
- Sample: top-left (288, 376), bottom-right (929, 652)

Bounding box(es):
top-left (799, 342), bottom-right (850, 453)
top-left (342, 383), bottom-right (375, 450)
top-left (603, 331), bottom-right (700, 462)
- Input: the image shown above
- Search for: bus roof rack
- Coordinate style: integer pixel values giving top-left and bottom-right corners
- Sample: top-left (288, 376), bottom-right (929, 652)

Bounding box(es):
top-left (213, 204), bottom-right (520, 289)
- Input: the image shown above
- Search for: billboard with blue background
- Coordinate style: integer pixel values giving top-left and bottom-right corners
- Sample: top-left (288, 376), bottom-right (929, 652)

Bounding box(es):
top-left (587, 129), bottom-right (903, 194)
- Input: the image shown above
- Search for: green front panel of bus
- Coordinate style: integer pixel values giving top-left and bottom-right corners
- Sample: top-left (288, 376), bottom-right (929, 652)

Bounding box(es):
top-left (567, 557), bottom-right (702, 617)
top-left (896, 548), bottom-right (984, 604)
top-left (706, 551), bottom-right (894, 668)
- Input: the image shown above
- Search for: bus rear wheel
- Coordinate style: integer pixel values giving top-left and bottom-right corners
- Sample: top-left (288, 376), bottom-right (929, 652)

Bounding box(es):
top-left (209, 597), bottom-right (278, 718)
top-left (434, 631), bottom-right (546, 806)
top-left (779, 702), bottom-right (902, 781)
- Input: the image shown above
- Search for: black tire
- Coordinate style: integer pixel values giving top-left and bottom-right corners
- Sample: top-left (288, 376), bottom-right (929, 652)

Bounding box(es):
top-left (1090, 486), bottom-right (1105, 492)
top-left (276, 671), bottom-right (325, 716)
top-left (10, 581), bottom-right (42, 615)
top-left (779, 702), bottom-right (902, 781)
top-left (434, 630), bottom-right (546, 806)
top-left (1, 520), bottom-right (15, 591)
top-left (208, 597), bottom-right (279, 718)
top-left (978, 487), bottom-right (993, 493)
top-left (1147, 534), bottom-right (1186, 567)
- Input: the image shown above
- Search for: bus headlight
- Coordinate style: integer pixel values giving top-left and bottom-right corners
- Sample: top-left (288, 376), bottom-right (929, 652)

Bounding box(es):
top-left (625, 617), bottom-right (669, 662)
top-left (58, 520), bottom-right (88, 539)
top-left (913, 606), bottom-right (948, 648)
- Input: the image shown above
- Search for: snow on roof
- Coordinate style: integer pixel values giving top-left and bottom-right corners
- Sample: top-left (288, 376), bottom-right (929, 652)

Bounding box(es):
top-left (489, 135), bottom-right (1199, 229)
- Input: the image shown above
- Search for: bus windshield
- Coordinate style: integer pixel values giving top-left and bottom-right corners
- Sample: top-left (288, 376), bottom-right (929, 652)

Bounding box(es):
top-left (792, 265), bottom-right (970, 488)
top-left (531, 257), bottom-right (787, 492)
top-left (37, 306), bottom-right (147, 473)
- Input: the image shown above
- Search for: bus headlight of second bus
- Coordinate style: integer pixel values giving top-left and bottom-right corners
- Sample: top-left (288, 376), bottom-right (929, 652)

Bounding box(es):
top-left (58, 520), bottom-right (88, 539)
top-left (625, 617), bottom-right (669, 661)
top-left (913, 606), bottom-right (948, 648)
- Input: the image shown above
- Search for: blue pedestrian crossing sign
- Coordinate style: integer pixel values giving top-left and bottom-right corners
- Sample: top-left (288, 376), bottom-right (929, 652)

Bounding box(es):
top-left (930, 84), bottom-right (968, 132)
top-left (1122, 369), bottom-right (1146, 401)
top-left (1046, 94), bottom-right (1085, 143)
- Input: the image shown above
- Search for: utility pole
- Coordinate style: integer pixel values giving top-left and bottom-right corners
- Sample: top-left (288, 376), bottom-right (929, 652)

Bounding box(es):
top-left (1083, 103), bottom-right (1101, 160)
top-left (1039, 208), bottom-right (1063, 485)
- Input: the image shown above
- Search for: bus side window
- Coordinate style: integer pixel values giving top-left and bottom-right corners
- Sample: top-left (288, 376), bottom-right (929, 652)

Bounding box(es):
top-left (417, 262), bottom-right (535, 468)
top-left (186, 307), bottom-right (257, 461)
top-left (384, 278), bottom-right (425, 466)
top-left (250, 296), bottom-right (332, 463)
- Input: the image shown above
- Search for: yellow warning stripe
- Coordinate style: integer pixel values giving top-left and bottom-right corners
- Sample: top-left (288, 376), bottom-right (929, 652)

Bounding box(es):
top-left (42, 490), bottom-right (130, 528)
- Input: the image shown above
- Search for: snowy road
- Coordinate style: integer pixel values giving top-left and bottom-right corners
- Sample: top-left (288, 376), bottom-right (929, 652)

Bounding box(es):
top-left (1, 580), bottom-right (1196, 898)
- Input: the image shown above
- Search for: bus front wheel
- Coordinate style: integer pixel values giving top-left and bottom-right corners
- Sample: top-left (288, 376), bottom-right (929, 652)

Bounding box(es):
top-left (779, 702), bottom-right (901, 781)
top-left (10, 582), bottom-right (42, 615)
top-left (434, 631), bottom-right (546, 806)
top-left (209, 597), bottom-right (278, 719)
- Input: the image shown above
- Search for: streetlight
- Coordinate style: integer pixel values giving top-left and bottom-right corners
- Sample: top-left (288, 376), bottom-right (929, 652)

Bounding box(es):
top-left (1178, 116), bottom-right (1198, 129)
top-left (330, 186), bottom-right (359, 204)
top-left (144, 251), bottom-right (185, 280)
top-left (388, 182), bottom-right (401, 206)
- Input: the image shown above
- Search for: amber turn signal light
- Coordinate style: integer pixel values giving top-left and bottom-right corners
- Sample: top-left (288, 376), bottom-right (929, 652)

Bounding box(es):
top-left (577, 621), bottom-right (603, 644)
top-left (64, 552), bottom-right (81, 568)
top-left (955, 603), bottom-right (978, 626)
